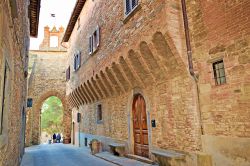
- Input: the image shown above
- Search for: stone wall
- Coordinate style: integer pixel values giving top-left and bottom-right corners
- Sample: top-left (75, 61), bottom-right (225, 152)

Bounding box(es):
top-left (26, 49), bottom-right (71, 146)
top-left (0, 0), bottom-right (30, 165)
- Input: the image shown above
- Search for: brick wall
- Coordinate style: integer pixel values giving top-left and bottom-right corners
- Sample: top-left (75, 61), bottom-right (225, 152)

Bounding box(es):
top-left (187, 0), bottom-right (250, 165)
top-left (187, 0), bottom-right (250, 138)
top-left (67, 0), bottom-right (201, 158)
top-left (67, 0), bottom-right (250, 165)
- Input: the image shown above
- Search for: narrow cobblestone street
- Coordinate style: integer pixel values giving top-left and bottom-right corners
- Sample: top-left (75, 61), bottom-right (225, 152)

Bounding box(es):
top-left (21, 144), bottom-right (116, 166)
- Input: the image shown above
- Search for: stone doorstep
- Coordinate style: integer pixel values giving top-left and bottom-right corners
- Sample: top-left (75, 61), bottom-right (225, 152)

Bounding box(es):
top-left (151, 149), bottom-right (186, 160)
top-left (125, 154), bottom-right (155, 164)
top-left (95, 151), bottom-right (157, 166)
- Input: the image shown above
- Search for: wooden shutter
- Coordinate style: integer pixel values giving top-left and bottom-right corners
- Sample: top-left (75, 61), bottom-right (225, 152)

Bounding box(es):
top-left (66, 66), bottom-right (70, 81)
top-left (77, 52), bottom-right (81, 69)
top-left (96, 26), bottom-right (100, 47)
top-left (89, 36), bottom-right (93, 55)
top-left (73, 56), bottom-right (75, 71)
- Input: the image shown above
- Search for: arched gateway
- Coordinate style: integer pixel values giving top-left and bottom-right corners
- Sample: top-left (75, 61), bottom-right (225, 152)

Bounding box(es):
top-left (25, 26), bottom-right (71, 146)
top-left (132, 94), bottom-right (149, 158)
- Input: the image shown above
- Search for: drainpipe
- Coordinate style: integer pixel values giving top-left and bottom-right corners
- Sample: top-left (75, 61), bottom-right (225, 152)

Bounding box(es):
top-left (181, 0), bottom-right (195, 77)
top-left (181, 0), bottom-right (204, 143)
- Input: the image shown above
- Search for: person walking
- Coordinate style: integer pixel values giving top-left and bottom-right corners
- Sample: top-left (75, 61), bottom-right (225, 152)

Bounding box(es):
top-left (52, 133), bottom-right (56, 143)
top-left (56, 133), bottom-right (61, 143)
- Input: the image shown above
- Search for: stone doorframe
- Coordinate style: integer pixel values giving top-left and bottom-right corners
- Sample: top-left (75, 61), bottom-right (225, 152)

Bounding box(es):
top-left (127, 87), bottom-right (153, 158)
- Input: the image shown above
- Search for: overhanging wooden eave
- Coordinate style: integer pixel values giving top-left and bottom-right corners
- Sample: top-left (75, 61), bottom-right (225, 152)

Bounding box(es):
top-left (62, 0), bottom-right (86, 43)
top-left (29, 0), bottom-right (41, 37)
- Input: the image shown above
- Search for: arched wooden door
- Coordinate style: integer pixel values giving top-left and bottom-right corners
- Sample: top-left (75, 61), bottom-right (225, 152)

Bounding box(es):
top-left (132, 94), bottom-right (149, 158)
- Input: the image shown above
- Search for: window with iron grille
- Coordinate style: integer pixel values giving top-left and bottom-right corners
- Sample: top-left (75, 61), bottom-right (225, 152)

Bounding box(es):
top-left (213, 60), bottom-right (226, 85)
top-left (66, 66), bottom-right (70, 81)
top-left (125, 0), bottom-right (138, 15)
top-left (97, 104), bottom-right (102, 123)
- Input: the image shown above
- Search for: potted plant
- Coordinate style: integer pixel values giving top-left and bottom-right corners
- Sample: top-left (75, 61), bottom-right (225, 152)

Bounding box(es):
top-left (89, 139), bottom-right (101, 155)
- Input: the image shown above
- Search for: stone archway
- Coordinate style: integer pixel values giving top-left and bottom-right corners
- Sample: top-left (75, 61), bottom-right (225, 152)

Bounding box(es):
top-left (26, 90), bottom-right (71, 146)
top-left (38, 91), bottom-right (70, 144)
top-left (26, 36), bottom-right (68, 146)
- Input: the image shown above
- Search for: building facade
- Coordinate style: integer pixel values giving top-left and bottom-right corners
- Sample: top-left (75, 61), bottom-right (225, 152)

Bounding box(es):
top-left (63, 0), bottom-right (250, 165)
top-left (0, 0), bottom-right (40, 165)
top-left (26, 26), bottom-right (71, 146)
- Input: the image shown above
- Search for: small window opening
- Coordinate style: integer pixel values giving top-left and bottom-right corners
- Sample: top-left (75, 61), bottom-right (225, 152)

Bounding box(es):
top-left (213, 60), bottom-right (226, 85)
top-left (50, 36), bottom-right (58, 47)
top-left (97, 104), bottom-right (102, 123)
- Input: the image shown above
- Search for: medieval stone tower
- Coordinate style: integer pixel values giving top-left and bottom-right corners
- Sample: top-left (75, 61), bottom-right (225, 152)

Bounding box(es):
top-left (26, 26), bottom-right (71, 146)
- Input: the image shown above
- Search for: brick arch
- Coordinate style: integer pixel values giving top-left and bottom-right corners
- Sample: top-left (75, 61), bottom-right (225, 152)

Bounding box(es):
top-left (30, 90), bottom-right (71, 145)
top-left (35, 91), bottom-right (66, 110)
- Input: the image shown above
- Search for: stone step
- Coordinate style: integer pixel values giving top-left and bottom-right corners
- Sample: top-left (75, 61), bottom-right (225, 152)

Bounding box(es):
top-left (95, 151), bottom-right (156, 166)
top-left (125, 154), bottom-right (155, 164)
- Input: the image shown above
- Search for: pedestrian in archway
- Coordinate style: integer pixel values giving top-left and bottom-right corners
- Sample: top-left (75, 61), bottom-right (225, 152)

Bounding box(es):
top-left (56, 133), bottom-right (61, 143)
top-left (52, 133), bottom-right (56, 143)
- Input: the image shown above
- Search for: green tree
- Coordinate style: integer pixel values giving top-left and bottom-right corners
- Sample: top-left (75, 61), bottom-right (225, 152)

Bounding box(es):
top-left (41, 96), bottom-right (63, 135)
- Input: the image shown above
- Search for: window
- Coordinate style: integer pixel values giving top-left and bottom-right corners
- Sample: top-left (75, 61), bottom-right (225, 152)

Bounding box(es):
top-left (213, 60), bottom-right (226, 85)
top-left (50, 36), bottom-right (58, 47)
top-left (27, 98), bottom-right (33, 107)
top-left (0, 63), bottom-right (10, 135)
top-left (77, 17), bottom-right (81, 30)
top-left (77, 112), bottom-right (81, 123)
top-left (66, 66), bottom-right (70, 81)
top-left (125, 0), bottom-right (138, 15)
top-left (73, 51), bottom-right (81, 71)
top-left (89, 26), bottom-right (100, 55)
top-left (97, 104), bottom-right (102, 123)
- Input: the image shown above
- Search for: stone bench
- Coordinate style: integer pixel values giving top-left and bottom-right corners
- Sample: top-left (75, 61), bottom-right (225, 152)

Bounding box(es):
top-left (151, 149), bottom-right (186, 166)
top-left (109, 143), bottom-right (126, 157)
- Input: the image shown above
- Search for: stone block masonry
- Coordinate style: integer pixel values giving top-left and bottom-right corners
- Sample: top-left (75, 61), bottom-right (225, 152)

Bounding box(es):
top-left (66, 0), bottom-right (250, 165)
top-left (0, 0), bottom-right (31, 165)
top-left (26, 27), bottom-right (71, 146)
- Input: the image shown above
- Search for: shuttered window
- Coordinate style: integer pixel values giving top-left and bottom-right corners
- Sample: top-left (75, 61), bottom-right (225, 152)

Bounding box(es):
top-left (97, 104), bottom-right (102, 123)
top-left (125, 0), bottom-right (138, 15)
top-left (66, 66), bottom-right (70, 81)
top-left (89, 26), bottom-right (100, 55)
top-left (89, 36), bottom-right (93, 55)
top-left (73, 52), bottom-right (81, 71)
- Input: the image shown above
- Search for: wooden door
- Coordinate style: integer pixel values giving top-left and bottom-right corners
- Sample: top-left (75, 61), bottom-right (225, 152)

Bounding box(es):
top-left (133, 94), bottom-right (149, 158)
